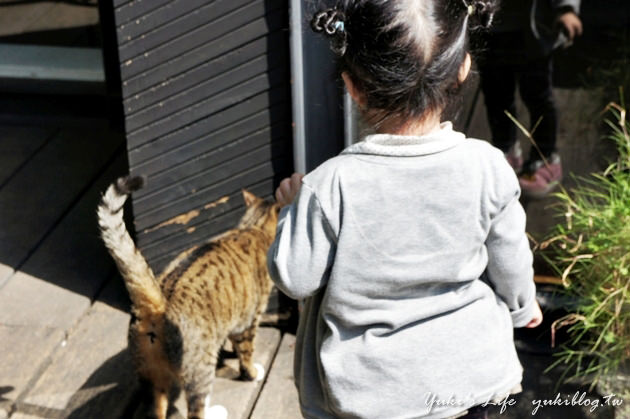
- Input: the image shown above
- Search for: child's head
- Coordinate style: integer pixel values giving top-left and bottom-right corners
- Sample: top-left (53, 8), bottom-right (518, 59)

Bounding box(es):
top-left (312, 0), bottom-right (498, 130)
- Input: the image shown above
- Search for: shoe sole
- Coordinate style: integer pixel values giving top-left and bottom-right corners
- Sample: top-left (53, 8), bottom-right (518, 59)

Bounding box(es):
top-left (520, 180), bottom-right (560, 199)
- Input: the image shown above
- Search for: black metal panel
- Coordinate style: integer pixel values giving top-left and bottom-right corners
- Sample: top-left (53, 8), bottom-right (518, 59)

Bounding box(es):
top-left (114, 0), bottom-right (174, 25)
top-left (121, 10), bottom-right (286, 98)
top-left (128, 88), bottom-right (288, 165)
top-left (116, 0), bottom-right (215, 47)
top-left (126, 65), bottom-right (288, 142)
top-left (120, 0), bottom-right (284, 80)
top-left (119, 0), bottom-right (257, 63)
top-left (125, 52), bottom-right (287, 131)
top-left (113, 0), bottom-right (293, 273)
top-left (133, 138), bottom-right (291, 224)
top-left (123, 31), bottom-right (286, 114)
top-left (134, 122), bottom-right (290, 200)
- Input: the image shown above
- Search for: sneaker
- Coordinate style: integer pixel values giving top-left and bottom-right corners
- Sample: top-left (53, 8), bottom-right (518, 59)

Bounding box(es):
top-left (519, 153), bottom-right (562, 199)
top-left (504, 141), bottom-right (523, 173)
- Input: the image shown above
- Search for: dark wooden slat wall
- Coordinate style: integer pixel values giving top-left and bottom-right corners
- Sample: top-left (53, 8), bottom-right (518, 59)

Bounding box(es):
top-left (113, 0), bottom-right (293, 273)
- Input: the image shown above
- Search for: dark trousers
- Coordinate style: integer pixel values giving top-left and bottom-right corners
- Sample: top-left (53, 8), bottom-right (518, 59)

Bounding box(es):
top-left (478, 34), bottom-right (557, 159)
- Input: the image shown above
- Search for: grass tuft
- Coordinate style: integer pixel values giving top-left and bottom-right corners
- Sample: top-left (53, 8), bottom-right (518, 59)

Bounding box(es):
top-left (542, 99), bottom-right (630, 388)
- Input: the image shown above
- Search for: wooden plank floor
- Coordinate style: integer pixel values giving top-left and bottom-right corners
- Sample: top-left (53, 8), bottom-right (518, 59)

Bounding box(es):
top-left (0, 0), bottom-right (99, 39)
top-left (250, 334), bottom-right (301, 419)
top-left (0, 122), bottom-right (127, 418)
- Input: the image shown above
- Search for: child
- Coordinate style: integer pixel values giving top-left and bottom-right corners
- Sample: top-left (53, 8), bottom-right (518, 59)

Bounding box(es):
top-left (477, 0), bottom-right (582, 197)
top-left (268, 0), bottom-right (543, 418)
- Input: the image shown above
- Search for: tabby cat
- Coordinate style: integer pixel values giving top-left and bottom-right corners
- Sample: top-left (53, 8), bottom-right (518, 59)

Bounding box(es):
top-left (97, 176), bottom-right (280, 419)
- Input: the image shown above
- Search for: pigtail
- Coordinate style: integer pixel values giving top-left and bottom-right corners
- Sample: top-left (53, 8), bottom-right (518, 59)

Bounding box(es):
top-left (307, 0), bottom-right (499, 131)
top-left (464, 0), bottom-right (498, 30)
top-left (311, 8), bottom-right (348, 56)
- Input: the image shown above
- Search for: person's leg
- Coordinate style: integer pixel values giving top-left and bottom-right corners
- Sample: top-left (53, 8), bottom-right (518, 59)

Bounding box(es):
top-left (479, 62), bottom-right (518, 154)
top-left (475, 31), bottom-right (525, 156)
top-left (517, 56), bottom-right (557, 160)
top-left (517, 56), bottom-right (562, 197)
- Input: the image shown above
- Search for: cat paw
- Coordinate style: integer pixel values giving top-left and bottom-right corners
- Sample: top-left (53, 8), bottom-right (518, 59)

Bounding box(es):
top-left (253, 362), bottom-right (265, 381)
top-left (238, 363), bottom-right (265, 381)
top-left (204, 404), bottom-right (228, 419)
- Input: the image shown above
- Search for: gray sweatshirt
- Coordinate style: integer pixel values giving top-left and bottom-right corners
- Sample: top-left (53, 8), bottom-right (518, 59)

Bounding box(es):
top-left (268, 123), bottom-right (536, 419)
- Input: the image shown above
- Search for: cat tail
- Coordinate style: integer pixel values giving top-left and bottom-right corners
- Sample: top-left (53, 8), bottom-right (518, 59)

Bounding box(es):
top-left (97, 176), bottom-right (166, 316)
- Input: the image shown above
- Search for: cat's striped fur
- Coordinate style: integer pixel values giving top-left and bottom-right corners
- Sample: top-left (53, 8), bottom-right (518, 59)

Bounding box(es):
top-left (97, 176), bottom-right (280, 419)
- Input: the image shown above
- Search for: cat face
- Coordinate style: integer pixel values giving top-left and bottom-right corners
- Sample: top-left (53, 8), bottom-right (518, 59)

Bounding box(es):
top-left (239, 190), bottom-right (281, 238)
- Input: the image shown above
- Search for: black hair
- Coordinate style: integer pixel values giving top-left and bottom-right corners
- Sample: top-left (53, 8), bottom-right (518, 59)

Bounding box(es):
top-left (311, 0), bottom-right (499, 129)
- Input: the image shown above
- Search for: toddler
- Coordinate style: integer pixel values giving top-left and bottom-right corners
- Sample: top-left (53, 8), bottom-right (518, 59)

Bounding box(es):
top-left (268, 0), bottom-right (543, 418)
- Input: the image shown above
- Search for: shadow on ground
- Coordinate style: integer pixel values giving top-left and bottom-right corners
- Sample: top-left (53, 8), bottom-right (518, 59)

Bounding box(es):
top-left (487, 349), bottom-right (616, 419)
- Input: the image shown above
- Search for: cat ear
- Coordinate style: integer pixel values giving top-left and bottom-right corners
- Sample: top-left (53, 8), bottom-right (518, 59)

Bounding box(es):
top-left (242, 189), bottom-right (260, 207)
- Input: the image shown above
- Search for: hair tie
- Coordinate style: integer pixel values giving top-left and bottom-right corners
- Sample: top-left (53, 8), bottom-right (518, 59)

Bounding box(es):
top-left (312, 9), bottom-right (345, 35)
top-left (462, 0), bottom-right (474, 16)
top-left (311, 9), bottom-right (348, 56)
top-left (463, 0), bottom-right (495, 28)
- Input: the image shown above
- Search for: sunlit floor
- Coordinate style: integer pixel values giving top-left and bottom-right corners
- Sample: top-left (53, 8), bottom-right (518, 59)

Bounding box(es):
top-left (0, 0), bottom-right (99, 42)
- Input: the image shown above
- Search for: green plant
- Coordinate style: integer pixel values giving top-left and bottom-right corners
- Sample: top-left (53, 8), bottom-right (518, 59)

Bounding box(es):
top-left (542, 99), bottom-right (630, 387)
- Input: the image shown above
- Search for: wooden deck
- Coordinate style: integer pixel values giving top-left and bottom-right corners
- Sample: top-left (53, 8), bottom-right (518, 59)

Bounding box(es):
top-left (0, 0), bottom-right (99, 42)
top-left (0, 119), bottom-right (301, 419)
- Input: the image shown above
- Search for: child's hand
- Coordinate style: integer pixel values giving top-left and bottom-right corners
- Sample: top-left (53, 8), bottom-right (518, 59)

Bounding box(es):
top-left (275, 173), bottom-right (304, 207)
top-left (555, 11), bottom-right (583, 42)
top-left (524, 300), bottom-right (543, 328)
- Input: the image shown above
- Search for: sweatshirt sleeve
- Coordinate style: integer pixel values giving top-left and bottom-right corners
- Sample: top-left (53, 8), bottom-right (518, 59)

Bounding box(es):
top-left (267, 183), bottom-right (337, 300)
top-left (552, 0), bottom-right (581, 14)
top-left (485, 164), bottom-right (537, 328)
